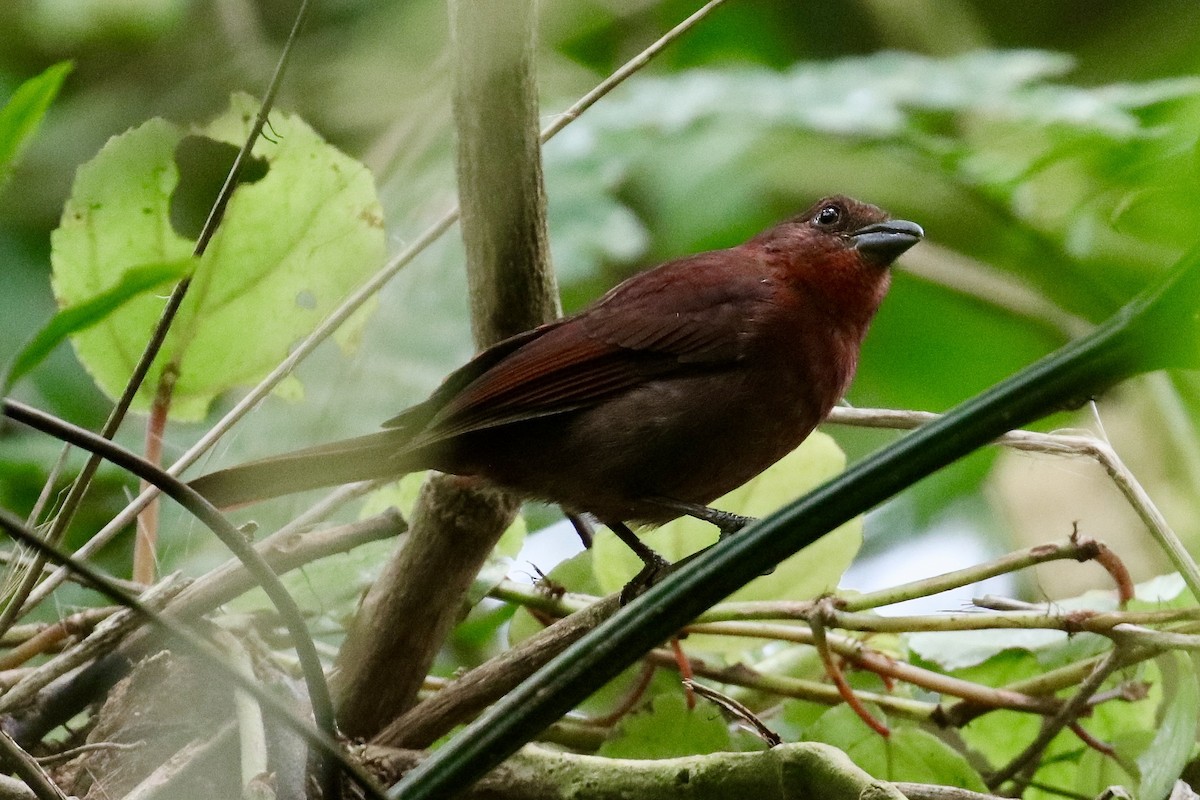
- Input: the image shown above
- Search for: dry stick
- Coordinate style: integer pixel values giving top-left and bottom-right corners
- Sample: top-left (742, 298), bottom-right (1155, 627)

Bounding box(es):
top-left (34, 741), bottom-right (144, 767)
top-left (0, 549), bottom-right (142, 595)
top-left (372, 595), bottom-right (620, 749)
top-left (1, 0), bottom-right (314, 634)
top-left (0, 607), bottom-right (116, 668)
top-left (0, 613), bottom-right (103, 670)
top-left (0, 576), bottom-right (185, 714)
top-left (5, 513), bottom-right (402, 749)
top-left (826, 406), bottom-right (1200, 600)
top-left (119, 722), bottom-right (238, 800)
top-left (683, 679), bottom-right (782, 746)
top-left (0, 729), bottom-right (65, 800)
top-left (22, 0), bottom-right (731, 616)
top-left (0, 509), bottom-right (386, 800)
top-left (2, 399), bottom-right (339, 797)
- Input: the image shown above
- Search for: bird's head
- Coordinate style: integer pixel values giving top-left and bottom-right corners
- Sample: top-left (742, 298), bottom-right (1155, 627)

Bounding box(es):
top-left (751, 195), bottom-right (923, 321)
top-left (767, 194), bottom-right (923, 266)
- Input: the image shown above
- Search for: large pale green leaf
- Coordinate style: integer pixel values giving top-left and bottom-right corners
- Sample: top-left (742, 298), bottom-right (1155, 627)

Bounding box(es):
top-left (805, 704), bottom-right (987, 791)
top-left (51, 93), bottom-right (386, 419)
top-left (597, 692), bottom-right (735, 759)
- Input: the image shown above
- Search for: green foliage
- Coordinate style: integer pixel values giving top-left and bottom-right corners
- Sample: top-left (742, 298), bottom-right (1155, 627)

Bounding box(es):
top-left (0, 61), bottom-right (70, 191)
top-left (50, 93), bottom-right (386, 420)
top-left (804, 704), bottom-right (988, 791)
top-left (597, 693), bottom-right (741, 759)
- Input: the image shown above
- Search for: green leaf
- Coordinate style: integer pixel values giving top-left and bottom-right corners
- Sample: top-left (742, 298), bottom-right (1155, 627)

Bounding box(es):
top-left (51, 92), bottom-right (386, 420)
top-left (0, 61), bottom-right (72, 189)
top-left (1138, 652), bottom-right (1199, 800)
top-left (597, 692), bottom-right (733, 759)
top-left (805, 704), bottom-right (988, 791)
top-left (592, 431), bottom-right (861, 607)
top-left (4, 258), bottom-right (194, 391)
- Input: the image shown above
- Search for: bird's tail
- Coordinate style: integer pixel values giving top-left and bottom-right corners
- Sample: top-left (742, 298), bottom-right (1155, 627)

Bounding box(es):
top-left (189, 429), bottom-right (418, 508)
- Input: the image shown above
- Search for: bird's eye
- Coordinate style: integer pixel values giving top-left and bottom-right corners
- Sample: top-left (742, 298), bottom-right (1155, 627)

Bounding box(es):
top-left (815, 205), bottom-right (842, 227)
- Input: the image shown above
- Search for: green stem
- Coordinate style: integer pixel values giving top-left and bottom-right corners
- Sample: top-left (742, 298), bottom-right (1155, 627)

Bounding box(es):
top-left (392, 240), bottom-right (1200, 799)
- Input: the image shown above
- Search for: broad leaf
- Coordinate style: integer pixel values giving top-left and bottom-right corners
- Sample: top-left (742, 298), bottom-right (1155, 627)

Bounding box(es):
top-left (51, 93), bottom-right (386, 419)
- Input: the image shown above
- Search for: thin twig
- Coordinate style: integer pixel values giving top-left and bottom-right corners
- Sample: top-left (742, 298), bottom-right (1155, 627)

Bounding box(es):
top-left (34, 740), bottom-right (144, 766)
top-left (810, 601), bottom-right (889, 736)
top-left (645, 647), bottom-right (936, 719)
top-left (682, 679), bottom-right (781, 746)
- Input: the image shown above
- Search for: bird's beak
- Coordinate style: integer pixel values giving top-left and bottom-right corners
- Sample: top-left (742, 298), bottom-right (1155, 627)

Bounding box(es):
top-left (850, 219), bottom-right (924, 264)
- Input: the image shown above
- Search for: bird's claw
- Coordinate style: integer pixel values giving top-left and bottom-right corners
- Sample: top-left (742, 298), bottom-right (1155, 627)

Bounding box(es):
top-left (716, 512), bottom-right (757, 539)
top-left (619, 553), bottom-right (672, 605)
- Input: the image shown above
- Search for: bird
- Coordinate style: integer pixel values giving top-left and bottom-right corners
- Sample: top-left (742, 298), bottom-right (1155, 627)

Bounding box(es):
top-left (190, 195), bottom-right (922, 570)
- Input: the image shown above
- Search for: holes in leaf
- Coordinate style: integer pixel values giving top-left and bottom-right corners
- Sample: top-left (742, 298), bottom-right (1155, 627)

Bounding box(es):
top-left (169, 135), bottom-right (268, 240)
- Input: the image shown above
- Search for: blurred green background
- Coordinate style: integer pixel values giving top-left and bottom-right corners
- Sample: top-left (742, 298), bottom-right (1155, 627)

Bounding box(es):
top-left (2, 0), bottom-right (1200, 601)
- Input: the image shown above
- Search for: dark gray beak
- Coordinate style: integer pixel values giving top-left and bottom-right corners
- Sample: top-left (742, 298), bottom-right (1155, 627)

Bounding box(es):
top-left (850, 219), bottom-right (924, 264)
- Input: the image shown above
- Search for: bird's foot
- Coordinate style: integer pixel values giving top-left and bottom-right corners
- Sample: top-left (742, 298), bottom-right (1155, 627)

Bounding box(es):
top-left (619, 551), bottom-right (672, 605)
top-left (606, 520), bottom-right (673, 605)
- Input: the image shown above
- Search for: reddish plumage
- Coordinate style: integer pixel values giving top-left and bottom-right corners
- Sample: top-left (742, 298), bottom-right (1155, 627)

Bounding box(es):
top-left (190, 195), bottom-right (922, 530)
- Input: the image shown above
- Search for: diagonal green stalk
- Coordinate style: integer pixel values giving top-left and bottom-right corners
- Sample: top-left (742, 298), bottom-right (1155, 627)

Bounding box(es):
top-left (391, 240), bottom-right (1200, 799)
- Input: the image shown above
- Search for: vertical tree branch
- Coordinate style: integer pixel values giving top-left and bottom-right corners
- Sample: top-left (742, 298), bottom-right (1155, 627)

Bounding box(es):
top-left (333, 0), bottom-right (557, 737)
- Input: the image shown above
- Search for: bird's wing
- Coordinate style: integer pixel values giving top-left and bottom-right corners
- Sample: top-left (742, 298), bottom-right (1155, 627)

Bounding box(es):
top-left (405, 248), bottom-right (774, 444)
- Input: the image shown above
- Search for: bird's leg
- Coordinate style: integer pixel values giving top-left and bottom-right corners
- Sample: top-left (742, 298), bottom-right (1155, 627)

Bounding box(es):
top-left (607, 521), bottom-right (670, 604)
top-left (566, 512), bottom-right (596, 548)
top-left (647, 497), bottom-right (757, 538)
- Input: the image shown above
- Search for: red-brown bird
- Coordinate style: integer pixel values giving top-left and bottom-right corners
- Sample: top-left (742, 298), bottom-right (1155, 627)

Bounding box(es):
top-left (191, 196), bottom-right (921, 564)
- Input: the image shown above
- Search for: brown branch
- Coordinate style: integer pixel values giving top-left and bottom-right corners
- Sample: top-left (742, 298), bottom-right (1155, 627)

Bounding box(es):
top-left (0, 607), bottom-right (115, 670)
top-left (371, 595), bottom-right (619, 749)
